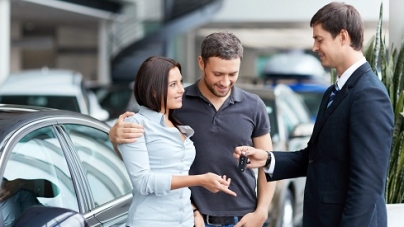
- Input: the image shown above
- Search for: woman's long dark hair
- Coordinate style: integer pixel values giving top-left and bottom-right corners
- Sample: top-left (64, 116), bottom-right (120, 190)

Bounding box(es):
top-left (133, 56), bottom-right (182, 126)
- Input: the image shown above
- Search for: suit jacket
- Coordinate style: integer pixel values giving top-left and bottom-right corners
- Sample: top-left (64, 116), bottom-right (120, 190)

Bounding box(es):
top-left (267, 62), bottom-right (394, 227)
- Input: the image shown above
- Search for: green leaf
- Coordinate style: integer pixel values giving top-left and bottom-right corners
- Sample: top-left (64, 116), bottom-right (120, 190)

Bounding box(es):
top-left (369, 2), bottom-right (404, 204)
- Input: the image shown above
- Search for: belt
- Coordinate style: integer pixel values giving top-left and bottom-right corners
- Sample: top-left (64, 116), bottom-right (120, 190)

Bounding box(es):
top-left (202, 214), bottom-right (243, 226)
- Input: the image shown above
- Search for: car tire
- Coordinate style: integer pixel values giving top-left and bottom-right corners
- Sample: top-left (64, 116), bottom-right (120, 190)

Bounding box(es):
top-left (280, 189), bottom-right (295, 227)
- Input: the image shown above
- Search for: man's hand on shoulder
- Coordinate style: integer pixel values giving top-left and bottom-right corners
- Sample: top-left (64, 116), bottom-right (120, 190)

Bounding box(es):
top-left (109, 111), bottom-right (144, 144)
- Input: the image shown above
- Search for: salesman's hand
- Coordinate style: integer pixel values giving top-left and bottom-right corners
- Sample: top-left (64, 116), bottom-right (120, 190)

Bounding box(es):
top-left (109, 111), bottom-right (144, 144)
top-left (234, 146), bottom-right (268, 169)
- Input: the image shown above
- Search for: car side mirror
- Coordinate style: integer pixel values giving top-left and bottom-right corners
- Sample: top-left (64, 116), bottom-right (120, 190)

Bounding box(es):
top-left (12, 206), bottom-right (88, 227)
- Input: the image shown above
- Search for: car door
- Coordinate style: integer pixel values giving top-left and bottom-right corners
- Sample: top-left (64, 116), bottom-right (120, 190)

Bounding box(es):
top-left (59, 123), bottom-right (133, 227)
top-left (0, 124), bottom-right (84, 227)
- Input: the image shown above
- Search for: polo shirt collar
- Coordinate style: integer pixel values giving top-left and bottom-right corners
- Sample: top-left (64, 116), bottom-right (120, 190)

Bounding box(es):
top-left (185, 80), bottom-right (244, 103)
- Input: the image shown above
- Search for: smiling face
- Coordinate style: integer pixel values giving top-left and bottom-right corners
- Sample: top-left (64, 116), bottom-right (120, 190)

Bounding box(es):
top-left (312, 23), bottom-right (344, 69)
top-left (163, 66), bottom-right (184, 113)
top-left (198, 56), bottom-right (240, 98)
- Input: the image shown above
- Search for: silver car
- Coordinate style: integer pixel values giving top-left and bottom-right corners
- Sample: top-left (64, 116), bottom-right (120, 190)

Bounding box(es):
top-left (0, 104), bottom-right (132, 227)
top-left (238, 84), bottom-right (313, 227)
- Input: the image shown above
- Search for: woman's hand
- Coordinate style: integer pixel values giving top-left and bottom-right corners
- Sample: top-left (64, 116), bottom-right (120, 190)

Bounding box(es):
top-left (200, 173), bottom-right (237, 197)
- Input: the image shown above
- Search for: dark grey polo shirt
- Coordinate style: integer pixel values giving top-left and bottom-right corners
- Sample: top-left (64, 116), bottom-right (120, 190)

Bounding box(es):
top-left (173, 81), bottom-right (270, 217)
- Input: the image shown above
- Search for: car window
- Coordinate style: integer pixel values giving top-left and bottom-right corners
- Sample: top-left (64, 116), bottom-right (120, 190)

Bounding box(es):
top-left (259, 98), bottom-right (279, 138)
top-left (99, 88), bottom-right (132, 110)
top-left (1, 126), bottom-right (79, 227)
top-left (63, 124), bottom-right (132, 207)
top-left (278, 93), bottom-right (311, 135)
top-left (0, 95), bottom-right (80, 113)
top-left (296, 91), bottom-right (325, 118)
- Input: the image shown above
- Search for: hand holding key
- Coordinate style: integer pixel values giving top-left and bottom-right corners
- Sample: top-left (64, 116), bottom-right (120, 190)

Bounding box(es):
top-left (238, 155), bottom-right (247, 172)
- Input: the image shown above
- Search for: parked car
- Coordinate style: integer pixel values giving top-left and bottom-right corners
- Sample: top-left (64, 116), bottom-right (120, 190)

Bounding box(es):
top-left (0, 104), bottom-right (132, 227)
top-left (262, 51), bottom-right (330, 121)
top-left (12, 206), bottom-right (89, 227)
top-left (238, 84), bottom-right (313, 227)
top-left (0, 68), bottom-right (109, 121)
top-left (88, 82), bottom-right (191, 125)
top-left (86, 82), bottom-right (139, 121)
top-left (287, 82), bottom-right (328, 121)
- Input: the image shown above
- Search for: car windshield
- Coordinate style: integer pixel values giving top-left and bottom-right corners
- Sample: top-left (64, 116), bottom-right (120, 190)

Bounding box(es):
top-left (0, 95), bottom-right (80, 112)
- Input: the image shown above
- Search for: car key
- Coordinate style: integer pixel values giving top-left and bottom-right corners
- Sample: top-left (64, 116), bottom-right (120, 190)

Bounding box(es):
top-left (239, 155), bottom-right (247, 172)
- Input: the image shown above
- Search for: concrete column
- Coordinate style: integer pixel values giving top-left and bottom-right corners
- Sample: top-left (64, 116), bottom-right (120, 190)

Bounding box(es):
top-left (239, 48), bottom-right (256, 83)
top-left (185, 31), bottom-right (196, 83)
top-left (10, 21), bottom-right (22, 72)
top-left (98, 20), bottom-right (110, 84)
top-left (0, 0), bottom-right (10, 85)
top-left (389, 0), bottom-right (404, 50)
top-left (183, 30), bottom-right (198, 83)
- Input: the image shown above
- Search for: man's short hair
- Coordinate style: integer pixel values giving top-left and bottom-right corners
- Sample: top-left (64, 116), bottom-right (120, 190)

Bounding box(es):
top-left (310, 2), bottom-right (364, 51)
top-left (200, 32), bottom-right (243, 65)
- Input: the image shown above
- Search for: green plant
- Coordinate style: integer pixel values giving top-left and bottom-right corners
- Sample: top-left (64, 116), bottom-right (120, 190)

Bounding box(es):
top-left (363, 3), bottom-right (404, 204)
top-left (331, 3), bottom-right (404, 203)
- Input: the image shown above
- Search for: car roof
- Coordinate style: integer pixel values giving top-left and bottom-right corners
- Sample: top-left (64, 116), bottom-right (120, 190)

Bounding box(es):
top-left (0, 104), bottom-right (107, 141)
top-left (263, 51), bottom-right (326, 78)
top-left (0, 68), bottom-right (83, 95)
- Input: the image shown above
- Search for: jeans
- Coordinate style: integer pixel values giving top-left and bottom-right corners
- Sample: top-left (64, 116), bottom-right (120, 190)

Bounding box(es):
top-left (204, 216), bottom-right (240, 227)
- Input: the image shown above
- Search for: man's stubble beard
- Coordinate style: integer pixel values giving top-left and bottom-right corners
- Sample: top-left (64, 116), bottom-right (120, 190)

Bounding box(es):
top-left (203, 73), bottom-right (232, 98)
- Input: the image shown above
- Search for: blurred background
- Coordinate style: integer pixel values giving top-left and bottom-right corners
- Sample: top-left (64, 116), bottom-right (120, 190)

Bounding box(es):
top-left (1, 0), bottom-right (400, 122)
top-left (1, 0), bottom-right (398, 85)
top-left (1, 1), bottom-right (403, 226)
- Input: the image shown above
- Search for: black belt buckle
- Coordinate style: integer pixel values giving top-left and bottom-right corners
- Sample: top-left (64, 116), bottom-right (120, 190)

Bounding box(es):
top-left (206, 215), bottom-right (222, 226)
top-left (204, 215), bottom-right (241, 226)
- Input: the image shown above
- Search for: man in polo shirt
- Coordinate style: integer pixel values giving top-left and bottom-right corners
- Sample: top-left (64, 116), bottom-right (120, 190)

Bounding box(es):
top-left (109, 32), bottom-right (276, 227)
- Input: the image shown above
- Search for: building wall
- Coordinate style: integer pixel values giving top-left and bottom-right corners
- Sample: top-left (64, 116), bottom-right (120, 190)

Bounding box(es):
top-left (213, 0), bottom-right (389, 22)
top-left (10, 23), bottom-right (99, 81)
top-left (181, 0), bottom-right (391, 83)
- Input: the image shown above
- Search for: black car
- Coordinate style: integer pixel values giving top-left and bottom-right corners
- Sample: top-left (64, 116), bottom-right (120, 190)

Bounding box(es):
top-left (0, 104), bottom-right (132, 227)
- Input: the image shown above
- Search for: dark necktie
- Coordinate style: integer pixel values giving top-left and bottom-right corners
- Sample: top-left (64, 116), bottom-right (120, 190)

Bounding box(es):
top-left (327, 82), bottom-right (340, 108)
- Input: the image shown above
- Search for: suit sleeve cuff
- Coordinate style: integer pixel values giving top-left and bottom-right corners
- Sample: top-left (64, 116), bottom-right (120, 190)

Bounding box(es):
top-left (263, 151), bottom-right (275, 178)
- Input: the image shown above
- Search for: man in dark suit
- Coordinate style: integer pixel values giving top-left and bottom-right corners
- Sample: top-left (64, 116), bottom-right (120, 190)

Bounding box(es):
top-left (234, 2), bottom-right (394, 227)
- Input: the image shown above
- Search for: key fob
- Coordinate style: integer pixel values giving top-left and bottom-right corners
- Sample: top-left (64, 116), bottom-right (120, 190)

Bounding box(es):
top-left (239, 155), bottom-right (247, 172)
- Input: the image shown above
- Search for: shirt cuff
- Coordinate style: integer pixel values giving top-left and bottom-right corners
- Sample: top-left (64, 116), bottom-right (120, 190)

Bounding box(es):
top-left (263, 151), bottom-right (275, 177)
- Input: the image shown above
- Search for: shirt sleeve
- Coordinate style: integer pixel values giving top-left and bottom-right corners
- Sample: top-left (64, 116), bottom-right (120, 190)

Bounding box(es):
top-left (118, 116), bottom-right (172, 196)
top-left (252, 95), bottom-right (271, 137)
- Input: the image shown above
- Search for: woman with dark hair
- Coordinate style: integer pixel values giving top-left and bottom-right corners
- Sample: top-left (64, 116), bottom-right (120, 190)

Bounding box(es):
top-left (118, 56), bottom-right (236, 227)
